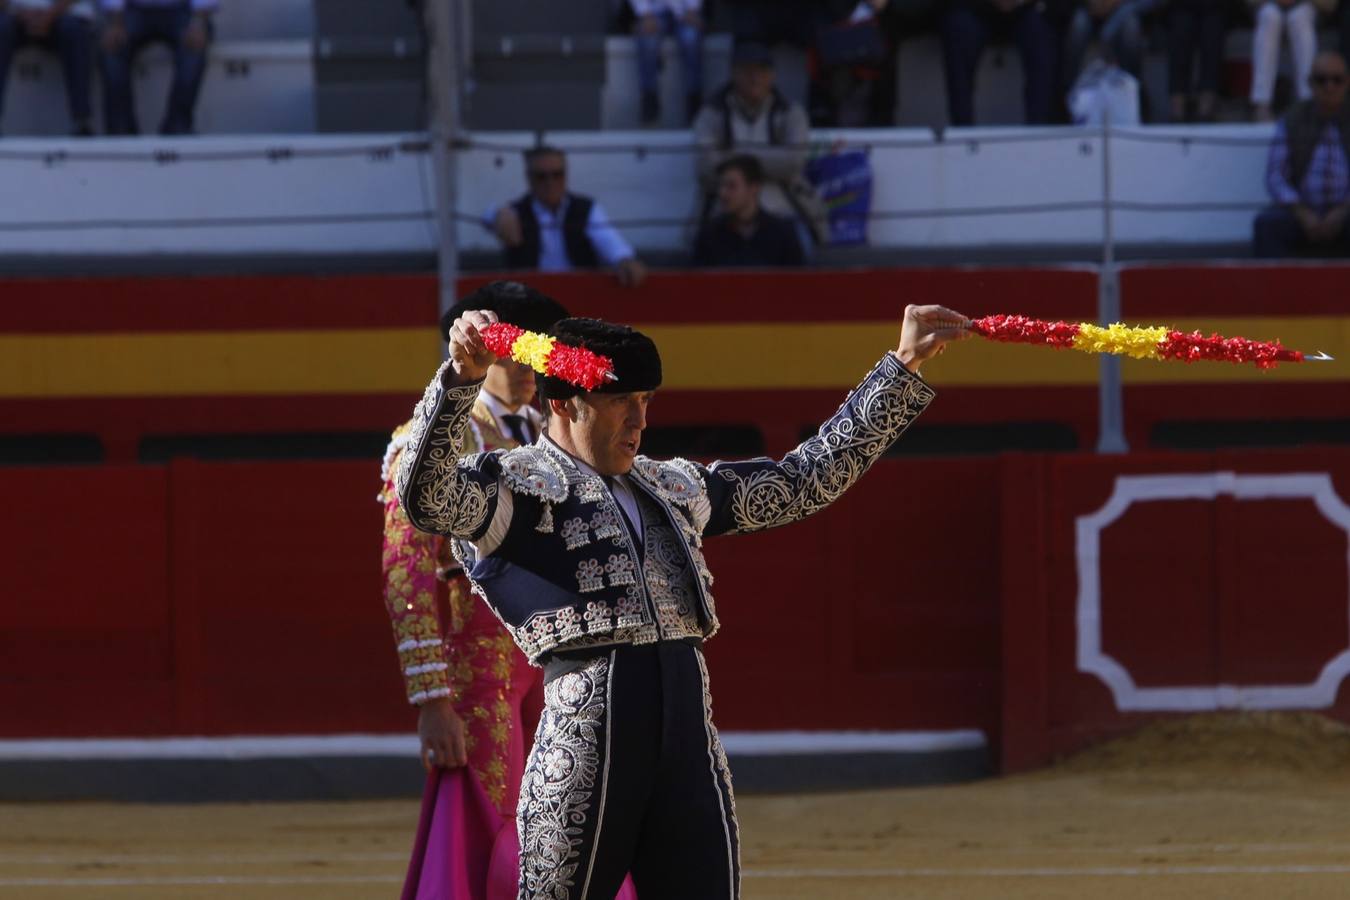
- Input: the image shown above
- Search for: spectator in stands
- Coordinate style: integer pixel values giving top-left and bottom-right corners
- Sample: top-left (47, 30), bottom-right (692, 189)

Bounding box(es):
top-left (1253, 50), bottom-right (1350, 257)
top-left (809, 0), bottom-right (902, 127)
top-left (631, 0), bottom-right (704, 126)
top-left (1063, 0), bottom-right (1160, 87)
top-left (1248, 0), bottom-right (1328, 122)
top-left (1167, 0), bottom-right (1229, 122)
top-left (1342, 2), bottom-right (1350, 61)
top-left (693, 42), bottom-right (826, 246)
top-left (692, 154), bottom-right (806, 267)
top-left (483, 146), bottom-right (648, 287)
top-left (726, 0), bottom-right (818, 48)
top-left (940, 0), bottom-right (1057, 126)
top-left (98, 0), bottom-right (214, 136)
top-left (0, 0), bottom-right (96, 136)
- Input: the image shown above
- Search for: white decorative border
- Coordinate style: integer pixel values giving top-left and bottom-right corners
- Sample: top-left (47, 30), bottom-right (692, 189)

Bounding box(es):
top-left (1076, 472), bottom-right (1350, 711)
top-left (0, 730), bottom-right (987, 761)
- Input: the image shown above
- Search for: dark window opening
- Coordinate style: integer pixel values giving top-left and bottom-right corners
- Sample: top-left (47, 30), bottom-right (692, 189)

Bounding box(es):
top-left (138, 431), bottom-right (391, 463)
top-left (873, 422), bottom-right (1081, 456)
top-left (1151, 419), bottom-right (1350, 451)
top-left (0, 434), bottom-right (104, 465)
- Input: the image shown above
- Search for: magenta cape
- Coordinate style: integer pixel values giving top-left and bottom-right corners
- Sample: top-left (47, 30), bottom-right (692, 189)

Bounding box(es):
top-left (402, 766), bottom-right (638, 899)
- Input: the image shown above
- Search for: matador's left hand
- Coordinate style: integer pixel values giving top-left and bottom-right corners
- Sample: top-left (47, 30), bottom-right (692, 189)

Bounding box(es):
top-left (895, 303), bottom-right (971, 373)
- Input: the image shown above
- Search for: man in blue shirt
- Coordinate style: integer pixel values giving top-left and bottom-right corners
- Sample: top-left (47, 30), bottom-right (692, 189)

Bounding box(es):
top-left (1253, 50), bottom-right (1350, 258)
top-left (484, 146), bottom-right (649, 287)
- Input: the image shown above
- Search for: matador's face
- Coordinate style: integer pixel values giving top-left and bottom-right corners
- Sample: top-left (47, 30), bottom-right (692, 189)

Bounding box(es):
top-left (568, 390), bottom-right (654, 476)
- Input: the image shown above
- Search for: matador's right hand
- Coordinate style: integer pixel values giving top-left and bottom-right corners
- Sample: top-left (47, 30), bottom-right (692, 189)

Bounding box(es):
top-left (895, 303), bottom-right (971, 374)
top-left (447, 309), bottom-right (500, 383)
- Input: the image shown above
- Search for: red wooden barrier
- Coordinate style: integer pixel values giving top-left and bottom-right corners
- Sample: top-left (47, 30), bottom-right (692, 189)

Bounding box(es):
top-left (8, 447), bottom-right (1350, 774)
top-left (0, 456), bottom-right (1002, 739)
top-left (1001, 448), bottom-right (1350, 771)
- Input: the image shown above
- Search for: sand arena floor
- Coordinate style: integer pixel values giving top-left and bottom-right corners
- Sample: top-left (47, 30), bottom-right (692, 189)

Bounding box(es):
top-left (4, 713), bottom-right (1350, 899)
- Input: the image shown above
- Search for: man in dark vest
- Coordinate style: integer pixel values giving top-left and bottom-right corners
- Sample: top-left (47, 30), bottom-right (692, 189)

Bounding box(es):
top-left (1254, 50), bottom-right (1350, 258)
top-left (485, 146), bottom-right (648, 287)
top-left (396, 303), bottom-right (971, 898)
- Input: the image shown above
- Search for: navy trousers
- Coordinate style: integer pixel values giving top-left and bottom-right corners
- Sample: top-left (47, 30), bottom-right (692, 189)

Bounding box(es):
top-left (0, 12), bottom-right (93, 127)
top-left (519, 641), bottom-right (740, 900)
top-left (1253, 205), bottom-right (1350, 259)
top-left (98, 3), bottom-right (209, 135)
top-left (940, 0), bottom-right (1056, 126)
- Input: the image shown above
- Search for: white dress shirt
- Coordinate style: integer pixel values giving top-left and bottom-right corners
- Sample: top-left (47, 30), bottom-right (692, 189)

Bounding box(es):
top-left (479, 390), bottom-right (545, 447)
top-left (481, 197), bottom-right (636, 272)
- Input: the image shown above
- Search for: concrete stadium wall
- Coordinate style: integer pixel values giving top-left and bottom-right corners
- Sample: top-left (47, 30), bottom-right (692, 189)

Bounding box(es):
top-left (0, 125), bottom-right (1274, 257)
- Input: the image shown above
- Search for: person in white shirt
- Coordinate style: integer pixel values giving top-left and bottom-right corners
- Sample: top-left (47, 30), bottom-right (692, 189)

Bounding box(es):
top-left (630, 0), bottom-right (704, 125)
top-left (483, 145), bottom-right (649, 288)
top-left (98, 0), bottom-right (215, 135)
top-left (0, 0), bottom-right (96, 135)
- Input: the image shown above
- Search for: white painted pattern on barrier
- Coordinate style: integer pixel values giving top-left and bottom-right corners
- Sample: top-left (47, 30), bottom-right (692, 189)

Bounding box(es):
top-left (1076, 472), bottom-right (1350, 711)
top-left (0, 729), bottom-right (987, 761)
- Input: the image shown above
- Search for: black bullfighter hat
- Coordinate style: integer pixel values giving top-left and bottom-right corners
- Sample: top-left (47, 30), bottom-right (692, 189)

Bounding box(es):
top-left (538, 317), bottom-right (662, 400)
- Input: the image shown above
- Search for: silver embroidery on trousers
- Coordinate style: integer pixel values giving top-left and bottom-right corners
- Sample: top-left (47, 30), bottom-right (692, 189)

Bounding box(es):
top-left (695, 649), bottom-right (741, 900)
top-left (518, 655), bottom-right (610, 900)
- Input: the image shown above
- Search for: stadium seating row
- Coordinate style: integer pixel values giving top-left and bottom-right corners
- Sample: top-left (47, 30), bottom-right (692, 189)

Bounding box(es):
top-left (3, 5), bottom-right (1343, 137)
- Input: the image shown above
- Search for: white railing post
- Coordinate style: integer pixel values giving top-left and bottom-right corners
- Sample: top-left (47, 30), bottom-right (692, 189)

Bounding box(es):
top-left (1097, 114), bottom-right (1128, 454)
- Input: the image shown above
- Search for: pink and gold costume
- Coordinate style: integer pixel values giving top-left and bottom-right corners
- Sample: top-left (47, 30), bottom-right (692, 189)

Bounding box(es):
top-left (381, 401), bottom-right (543, 813)
top-left (385, 397), bottom-right (636, 900)
top-left (382, 400), bottom-right (544, 898)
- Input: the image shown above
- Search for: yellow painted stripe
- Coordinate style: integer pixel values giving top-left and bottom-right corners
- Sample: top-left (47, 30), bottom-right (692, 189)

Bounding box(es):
top-left (645, 323), bottom-right (1101, 388)
top-left (1, 317), bottom-right (1345, 398)
top-left (0, 329), bottom-right (439, 398)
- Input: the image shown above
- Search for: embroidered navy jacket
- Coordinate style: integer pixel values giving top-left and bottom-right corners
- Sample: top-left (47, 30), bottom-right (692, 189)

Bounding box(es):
top-left (395, 353), bottom-right (935, 664)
